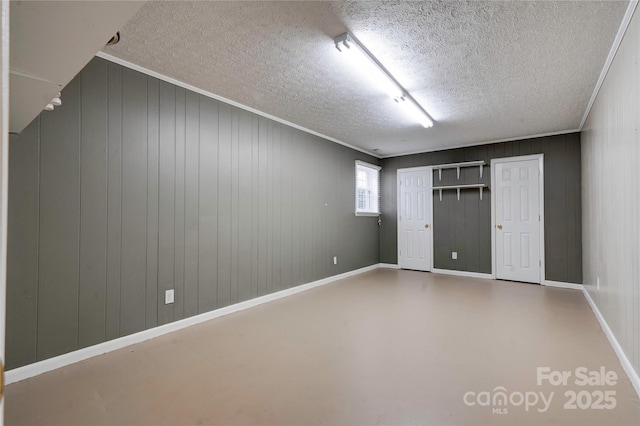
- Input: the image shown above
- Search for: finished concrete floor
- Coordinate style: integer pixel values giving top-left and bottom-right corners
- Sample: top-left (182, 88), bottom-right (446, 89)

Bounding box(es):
top-left (5, 269), bottom-right (640, 425)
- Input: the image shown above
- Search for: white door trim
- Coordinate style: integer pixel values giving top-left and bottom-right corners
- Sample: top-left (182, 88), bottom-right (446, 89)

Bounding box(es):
top-left (490, 154), bottom-right (545, 283)
top-left (0, 0), bottom-right (8, 420)
top-left (397, 166), bottom-right (433, 271)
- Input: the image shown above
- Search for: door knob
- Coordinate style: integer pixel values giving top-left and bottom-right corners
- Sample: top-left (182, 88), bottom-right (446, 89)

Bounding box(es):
top-left (425, 224), bottom-right (430, 228)
top-left (497, 224), bottom-right (502, 230)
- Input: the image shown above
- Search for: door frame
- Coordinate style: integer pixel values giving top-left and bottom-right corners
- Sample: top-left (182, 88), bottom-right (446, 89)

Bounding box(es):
top-left (490, 154), bottom-right (545, 283)
top-left (0, 0), bottom-right (8, 419)
top-left (397, 166), bottom-right (433, 271)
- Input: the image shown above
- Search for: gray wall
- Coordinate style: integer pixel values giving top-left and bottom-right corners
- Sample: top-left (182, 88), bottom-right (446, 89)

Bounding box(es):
top-left (7, 57), bottom-right (380, 370)
top-left (380, 133), bottom-right (582, 283)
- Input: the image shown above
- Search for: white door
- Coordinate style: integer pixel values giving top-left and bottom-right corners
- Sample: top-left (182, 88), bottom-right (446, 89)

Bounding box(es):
top-left (494, 157), bottom-right (542, 283)
top-left (398, 168), bottom-right (432, 271)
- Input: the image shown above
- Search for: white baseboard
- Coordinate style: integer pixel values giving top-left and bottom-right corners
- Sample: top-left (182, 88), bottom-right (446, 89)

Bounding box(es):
top-left (431, 268), bottom-right (494, 280)
top-left (542, 280), bottom-right (583, 290)
top-left (12, 263), bottom-right (638, 402)
top-left (378, 263), bottom-right (400, 269)
top-left (581, 286), bottom-right (640, 398)
top-left (6, 263), bottom-right (380, 385)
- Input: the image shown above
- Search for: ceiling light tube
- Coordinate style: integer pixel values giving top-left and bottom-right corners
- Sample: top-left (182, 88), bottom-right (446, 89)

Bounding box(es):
top-left (334, 32), bottom-right (434, 128)
top-left (334, 33), bottom-right (402, 99)
top-left (395, 96), bottom-right (433, 128)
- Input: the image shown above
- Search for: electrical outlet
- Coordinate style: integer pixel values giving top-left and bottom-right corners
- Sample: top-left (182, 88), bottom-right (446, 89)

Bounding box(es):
top-left (165, 289), bottom-right (175, 304)
top-left (452, 252), bottom-right (457, 260)
top-left (333, 256), bottom-right (338, 265)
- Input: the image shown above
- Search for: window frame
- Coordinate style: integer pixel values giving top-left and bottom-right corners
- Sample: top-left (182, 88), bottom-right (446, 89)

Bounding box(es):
top-left (354, 160), bottom-right (381, 217)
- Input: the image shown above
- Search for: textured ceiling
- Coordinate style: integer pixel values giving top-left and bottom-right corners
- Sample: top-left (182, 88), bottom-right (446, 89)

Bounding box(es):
top-left (104, 1), bottom-right (628, 157)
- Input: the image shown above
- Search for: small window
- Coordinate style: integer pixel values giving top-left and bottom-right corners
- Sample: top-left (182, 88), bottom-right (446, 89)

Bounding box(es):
top-left (355, 160), bottom-right (381, 216)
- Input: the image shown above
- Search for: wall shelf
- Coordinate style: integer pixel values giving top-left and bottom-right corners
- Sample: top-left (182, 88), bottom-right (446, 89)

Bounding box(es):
top-left (432, 184), bottom-right (488, 201)
top-left (432, 160), bottom-right (485, 180)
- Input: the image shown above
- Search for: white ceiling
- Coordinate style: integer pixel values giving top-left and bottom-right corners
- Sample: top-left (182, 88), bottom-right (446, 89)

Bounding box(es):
top-left (9, 1), bottom-right (143, 133)
top-left (103, 1), bottom-right (629, 157)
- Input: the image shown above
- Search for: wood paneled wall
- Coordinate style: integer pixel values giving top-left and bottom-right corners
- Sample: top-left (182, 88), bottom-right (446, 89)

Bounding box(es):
top-left (380, 133), bottom-right (582, 282)
top-left (6, 57), bottom-right (380, 369)
top-left (582, 6), bottom-right (640, 378)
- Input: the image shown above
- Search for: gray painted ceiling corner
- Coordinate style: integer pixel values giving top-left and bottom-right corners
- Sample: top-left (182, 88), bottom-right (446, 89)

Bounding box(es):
top-left (103, 1), bottom-right (629, 157)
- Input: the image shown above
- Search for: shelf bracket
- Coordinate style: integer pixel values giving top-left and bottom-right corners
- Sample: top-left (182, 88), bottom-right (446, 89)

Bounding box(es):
top-left (439, 189), bottom-right (443, 201)
top-left (456, 187), bottom-right (461, 201)
top-left (479, 164), bottom-right (483, 179)
top-left (456, 167), bottom-right (460, 180)
top-left (438, 168), bottom-right (442, 181)
top-left (479, 187), bottom-right (483, 201)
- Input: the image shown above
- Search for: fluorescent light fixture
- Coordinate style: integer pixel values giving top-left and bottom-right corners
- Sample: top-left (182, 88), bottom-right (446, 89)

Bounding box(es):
top-left (334, 32), bottom-right (434, 128)
top-left (395, 96), bottom-right (433, 128)
top-left (334, 34), bottom-right (402, 99)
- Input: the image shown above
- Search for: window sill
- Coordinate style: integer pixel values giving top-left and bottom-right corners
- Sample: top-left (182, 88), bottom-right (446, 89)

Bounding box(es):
top-left (355, 212), bottom-right (380, 217)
